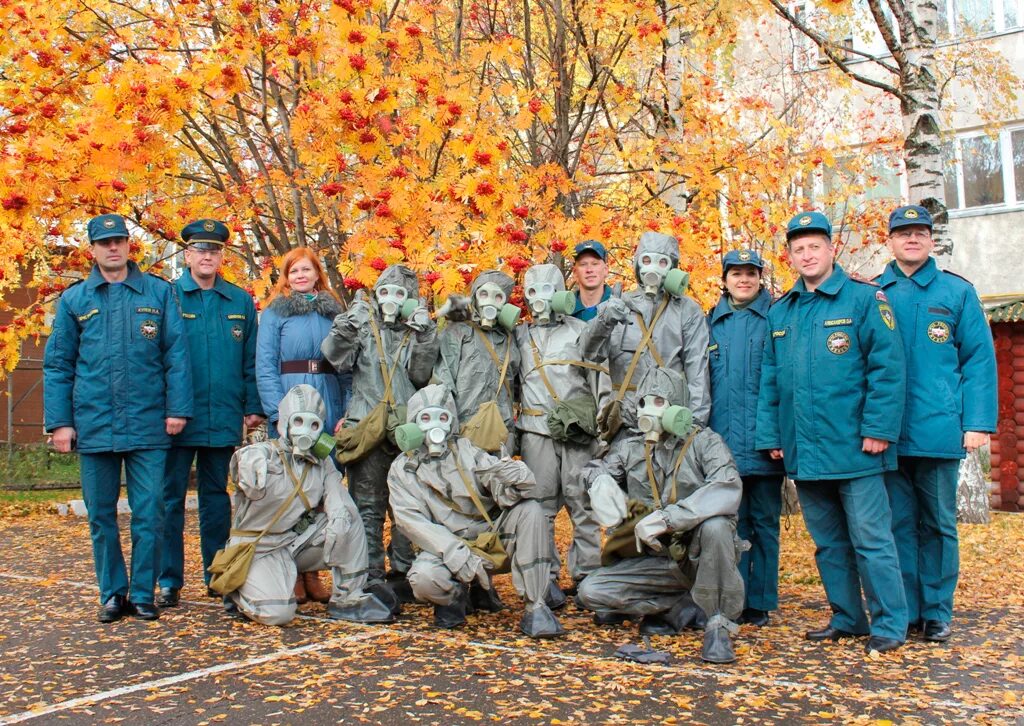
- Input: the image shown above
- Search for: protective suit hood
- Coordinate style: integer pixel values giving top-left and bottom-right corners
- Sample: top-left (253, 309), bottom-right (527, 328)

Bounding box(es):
top-left (636, 366), bottom-right (687, 409)
top-left (470, 269), bottom-right (515, 299)
top-left (374, 264), bottom-right (419, 300)
top-left (276, 384), bottom-right (328, 439)
top-left (523, 264), bottom-right (566, 295)
top-left (632, 232), bottom-right (680, 277)
top-left (406, 383), bottom-right (461, 432)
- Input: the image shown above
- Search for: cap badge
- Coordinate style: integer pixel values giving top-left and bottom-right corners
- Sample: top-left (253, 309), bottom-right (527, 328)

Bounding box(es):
top-left (904, 209), bottom-right (919, 219)
top-left (738, 250), bottom-right (751, 261)
top-left (799, 216), bottom-right (812, 226)
top-left (203, 220), bottom-right (216, 232)
top-left (103, 219), bottom-right (116, 229)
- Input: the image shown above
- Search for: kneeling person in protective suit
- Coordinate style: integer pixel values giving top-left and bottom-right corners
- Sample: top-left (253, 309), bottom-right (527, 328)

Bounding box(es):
top-left (388, 384), bottom-right (565, 638)
top-left (221, 385), bottom-right (398, 626)
top-left (577, 367), bottom-right (746, 663)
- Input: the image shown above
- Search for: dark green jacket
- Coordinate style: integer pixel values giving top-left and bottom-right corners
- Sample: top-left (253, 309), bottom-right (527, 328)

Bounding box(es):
top-left (755, 264), bottom-right (906, 481)
top-left (173, 270), bottom-right (260, 447)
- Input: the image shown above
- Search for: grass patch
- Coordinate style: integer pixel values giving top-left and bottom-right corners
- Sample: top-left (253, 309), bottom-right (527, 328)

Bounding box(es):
top-left (0, 445), bottom-right (79, 488)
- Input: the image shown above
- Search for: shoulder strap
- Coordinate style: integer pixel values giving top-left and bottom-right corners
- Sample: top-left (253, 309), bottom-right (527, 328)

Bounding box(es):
top-left (527, 330), bottom-right (561, 404)
top-left (448, 442), bottom-right (497, 531)
top-left (474, 325), bottom-right (513, 401)
top-left (230, 446), bottom-right (311, 539)
top-left (644, 428), bottom-right (698, 509)
top-left (616, 297), bottom-right (669, 401)
top-left (369, 316), bottom-right (411, 406)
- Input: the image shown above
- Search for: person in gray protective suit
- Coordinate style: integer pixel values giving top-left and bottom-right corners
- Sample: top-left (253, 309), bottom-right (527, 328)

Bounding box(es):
top-left (433, 270), bottom-right (522, 454)
top-left (388, 384), bottom-right (566, 638)
top-left (582, 232), bottom-right (711, 436)
top-left (577, 367), bottom-right (746, 663)
top-left (515, 263), bottom-right (611, 607)
top-left (224, 385), bottom-right (399, 626)
top-left (321, 264), bottom-right (440, 600)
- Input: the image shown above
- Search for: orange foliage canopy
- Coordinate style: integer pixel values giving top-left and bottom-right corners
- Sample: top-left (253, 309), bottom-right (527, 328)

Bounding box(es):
top-left (0, 0), bottom-right (896, 369)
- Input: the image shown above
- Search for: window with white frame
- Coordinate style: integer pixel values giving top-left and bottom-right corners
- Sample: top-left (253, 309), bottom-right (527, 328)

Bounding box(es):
top-left (941, 128), bottom-right (1024, 210)
top-left (938, 0), bottom-right (1022, 38)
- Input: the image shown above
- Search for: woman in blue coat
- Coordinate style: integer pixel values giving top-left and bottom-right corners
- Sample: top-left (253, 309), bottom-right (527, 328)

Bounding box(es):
top-left (256, 248), bottom-right (351, 435)
top-left (707, 249), bottom-right (785, 627)
top-left (256, 247), bottom-right (352, 604)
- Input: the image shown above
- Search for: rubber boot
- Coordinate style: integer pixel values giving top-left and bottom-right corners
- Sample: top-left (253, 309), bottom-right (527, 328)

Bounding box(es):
top-left (327, 589), bottom-right (398, 624)
top-left (544, 581), bottom-right (567, 610)
top-left (470, 583), bottom-right (505, 613)
top-left (639, 613), bottom-right (680, 636)
top-left (519, 602), bottom-right (566, 639)
top-left (701, 624), bottom-right (736, 664)
top-left (433, 584), bottom-right (470, 629)
top-left (303, 571), bottom-right (332, 604)
top-left (294, 575), bottom-right (308, 605)
top-left (386, 571), bottom-right (417, 605)
top-left (664, 591), bottom-right (707, 632)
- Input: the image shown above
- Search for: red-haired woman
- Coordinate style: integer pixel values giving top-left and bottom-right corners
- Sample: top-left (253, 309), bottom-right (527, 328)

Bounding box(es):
top-left (255, 248), bottom-right (351, 603)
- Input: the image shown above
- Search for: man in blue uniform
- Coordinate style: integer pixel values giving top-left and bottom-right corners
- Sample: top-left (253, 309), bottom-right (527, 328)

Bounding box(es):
top-left (571, 241), bottom-right (612, 322)
top-left (755, 211), bottom-right (908, 653)
top-left (707, 249), bottom-right (785, 627)
top-left (876, 205), bottom-right (997, 643)
top-left (44, 214), bottom-right (193, 622)
top-left (157, 219), bottom-right (264, 608)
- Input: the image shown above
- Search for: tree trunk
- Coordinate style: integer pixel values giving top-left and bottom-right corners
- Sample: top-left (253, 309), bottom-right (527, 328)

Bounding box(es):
top-left (957, 449), bottom-right (991, 524)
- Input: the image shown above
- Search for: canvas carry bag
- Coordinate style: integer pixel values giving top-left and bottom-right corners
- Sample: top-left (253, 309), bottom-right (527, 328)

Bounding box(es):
top-left (450, 444), bottom-right (511, 574)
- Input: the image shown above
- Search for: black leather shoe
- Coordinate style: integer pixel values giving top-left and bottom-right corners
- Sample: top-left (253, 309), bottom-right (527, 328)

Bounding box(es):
top-left (739, 608), bottom-right (770, 627)
top-left (132, 602), bottom-right (160, 621)
top-left (923, 620), bottom-right (951, 642)
top-left (805, 625), bottom-right (861, 641)
top-left (864, 636), bottom-right (903, 653)
top-left (156, 587), bottom-right (180, 608)
top-left (97, 594), bottom-right (129, 623)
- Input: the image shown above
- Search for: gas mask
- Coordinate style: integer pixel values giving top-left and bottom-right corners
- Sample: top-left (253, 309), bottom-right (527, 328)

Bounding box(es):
top-left (395, 406), bottom-right (453, 457)
top-left (287, 411), bottom-right (333, 459)
top-left (637, 253), bottom-right (672, 297)
top-left (636, 395), bottom-right (693, 443)
top-left (375, 284), bottom-right (417, 324)
top-left (474, 283), bottom-right (507, 330)
top-left (524, 282), bottom-right (575, 324)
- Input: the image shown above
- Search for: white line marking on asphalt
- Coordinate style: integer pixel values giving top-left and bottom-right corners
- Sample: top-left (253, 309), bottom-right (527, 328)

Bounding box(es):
top-left (0, 630), bottom-right (378, 725)
top-left (0, 570), bottom-right (995, 717)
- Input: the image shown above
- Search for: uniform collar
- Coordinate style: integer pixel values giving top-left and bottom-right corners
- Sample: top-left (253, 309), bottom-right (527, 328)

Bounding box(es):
top-left (878, 256), bottom-right (937, 288)
top-left (179, 269), bottom-right (232, 298)
top-left (791, 263), bottom-right (848, 298)
top-left (710, 287), bottom-right (770, 323)
top-left (85, 260), bottom-right (145, 292)
top-left (572, 284), bottom-right (612, 314)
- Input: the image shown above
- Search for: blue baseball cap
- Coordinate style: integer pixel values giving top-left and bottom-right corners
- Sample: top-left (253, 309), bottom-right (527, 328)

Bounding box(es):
top-left (722, 248), bottom-right (764, 274)
top-left (574, 240), bottom-right (607, 261)
top-left (181, 219), bottom-right (230, 249)
top-left (889, 205), bottom-right (932, 232)
top-left (785, 211), bottom-right (832, 241)
top-left (87, 214), bottom-right (129, 243)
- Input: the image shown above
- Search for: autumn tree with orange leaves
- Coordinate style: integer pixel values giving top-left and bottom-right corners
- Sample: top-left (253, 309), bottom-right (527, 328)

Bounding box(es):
top-left (0, 0), bottom-right (1011, 371)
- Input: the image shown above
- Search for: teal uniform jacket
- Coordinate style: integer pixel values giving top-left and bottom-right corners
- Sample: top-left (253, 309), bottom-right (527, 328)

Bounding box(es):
top-left (876, 257), bottom-right (997, 459)
top-left (172, 270), bottom-right (261, 447)
top-left (571, 284), bottom-right (612, 322)
top-left (707, 289), bottom-right (785, 478)
top-left (43, 262), bottom-right (193, 453)
top-left (754, 264), bottom-right (906, 481)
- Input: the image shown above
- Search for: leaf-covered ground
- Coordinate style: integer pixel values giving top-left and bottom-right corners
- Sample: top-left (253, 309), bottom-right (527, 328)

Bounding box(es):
top-left (0, 510), bottom-right (1021, 724)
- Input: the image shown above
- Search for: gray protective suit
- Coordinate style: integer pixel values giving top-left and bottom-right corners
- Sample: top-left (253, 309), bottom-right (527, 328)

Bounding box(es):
top-left (433, 270), bottom-right (520, 453)
top-left (321, 264), bottom-right (440, 582)
top-left (515, 264), bottom-right (609, 587)
top-left (226, 385), bottom-right (396, 626)
top-left (577, 367), bottom-right (745, 660)
top-left (387, 384), bottom-right (564, 638)
top-left (583, 232), bottom-right (711, 428)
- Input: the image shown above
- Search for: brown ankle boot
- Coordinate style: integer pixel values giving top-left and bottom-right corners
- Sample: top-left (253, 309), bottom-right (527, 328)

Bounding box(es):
top-left (303, 571), bottom-right (331, 603)
top-left (294, 574), bottom-right (308, 605)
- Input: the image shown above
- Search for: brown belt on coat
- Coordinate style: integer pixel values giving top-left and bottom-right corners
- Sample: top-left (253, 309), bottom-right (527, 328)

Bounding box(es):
top-left (280, 359), bottom-right (336, 375)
